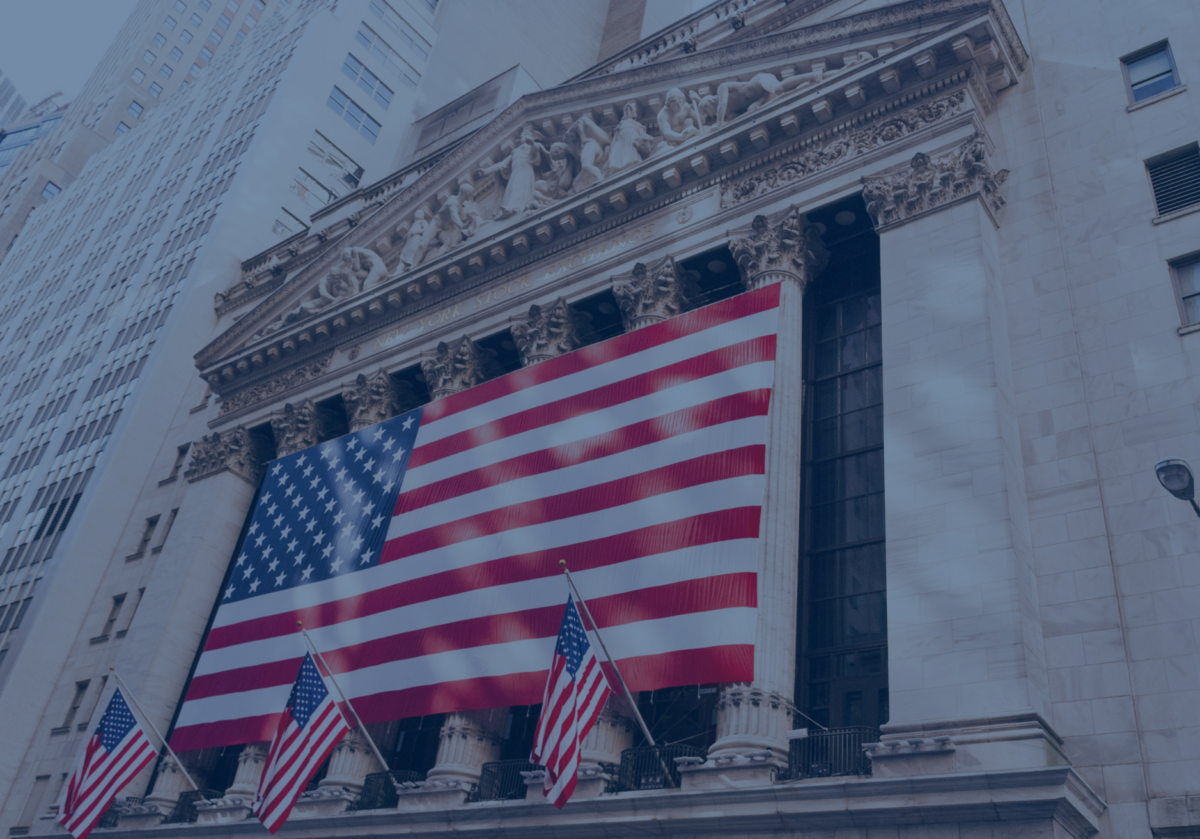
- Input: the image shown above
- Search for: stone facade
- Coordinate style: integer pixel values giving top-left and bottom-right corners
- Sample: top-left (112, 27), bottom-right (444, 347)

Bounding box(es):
top-left (0, 0), bottom-right (1196, 838)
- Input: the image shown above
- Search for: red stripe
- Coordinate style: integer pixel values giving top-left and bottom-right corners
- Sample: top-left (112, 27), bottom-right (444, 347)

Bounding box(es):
top-left (399, 390), bottom-right (770, 514)
top-left (420, 284), bottom-right (781, 426)
top-left (186, 574), bottom-right (755, 701)
top-left (386, 446), bottom-right (764, 563)
top-left (205, 507), bottom-right (760, 651)
top-left (171, 645), bottom-right (753, 752)
top-left (408, 335), bottom-right (775, 470)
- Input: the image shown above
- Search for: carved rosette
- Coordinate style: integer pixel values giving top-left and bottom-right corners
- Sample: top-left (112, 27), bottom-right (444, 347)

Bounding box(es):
top-left (862, 133), bottom-right (1010, 229)
top-left (269, 399), bottom-right (318, 457)
top-left (419, 336), bottom-right (486, 400)
top-left (185, 427), bottom-right (266, 484)
top-left (342, 370), bottom-right (398, 431)
top-left (510, 298), bottom-right (579, 366)
top-left (612, 255), bottom-right (691, 331)
top-left (729, 205), bottom-right (830, 291)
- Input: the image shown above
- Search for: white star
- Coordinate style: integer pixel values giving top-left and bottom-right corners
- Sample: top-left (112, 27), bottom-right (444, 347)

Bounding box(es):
top-left (305, 518), bottom-right (318, 532)
top-left (273, 513), bottom-right (285, 528)
top-left (286, 538), bottom-right (299, 552)
top-left (351, 535), bottom-right (364, 550)
top-left (313, 532), bottom-right (326, 545)
top-left (248, 522), bottom-right (259, 535)
top-left (320, 446), bottom-right (336, 461)
top-left (281, 525), bottom-right (292, 540)
top-left (293, 550), bottom-right (304, 564)
top-left (267, 503), bottom-right (279, 516)
top-left (402, 416), bottom-right (414, 430)
top-left (272, 463), bottom-right (282, 475)
top-left (299, 506), bottom-right (310, 519)
top-left (340, 523), bottom-right (355, 539)
top-left (275, 572), bottom-right (287, 587)
top-left (333, 510), bottom-right (346, 525)
top-left (372, 468), bottom-right (386, 484)
top-left (236, 552), bottom-right (248, 566)
top-left (284, 484), bottom-right (295, 497)
top-left (291, 494), bottom-right (303, 507)
top-left (268, 558), bottom-right (279, 572)
top-left (242, 565), bottom-right (254, 579)
top-left (248, 578), bottom-right (261, 593)
top-left (352, 488), bottom-right (365, 505)
top-left (353, 447), bottom-right (367, 462)
top-left (372, 426), bottom-right (386, 441)
top-left (316, 487), bottom-right (329, 501)
top-left (392, 447), bottom-right (406, 462)
top-left (330, 557), bottom-right (344, 573)
top-left (263, 545), bottom-right (274, 559)
top-left (255, 534), bottom-right (267, 548)
top-left (262, 492), bottom-right (272, 503)
top-left (309, 476), bottom-right (321, 489)
top-left (325, 499), bottom-right (337, 513)
top-left (302, 464), bottom-right (314, 478)
top-left (322, 543), bottom-right (335, 559)
top-left (301, 565), bottom-right (314, 580)
top-left (225, 584), bottom-right (235, 599)
top-left (383, 480), bottom-right (396, 493)
top-left (336, 467), bottom-right (349, 482)
top-left (371, 513), bottom-right (385, 529)
top-left (346, 438), bottom-right (358, 451)
top-left (363, 501), bottom-right (376, 516)
top-left (360, 550), bottom-right (373, 564)
top-left (364, 457), bottom-right (376, 470)
top-left (382, 437), bottom-right (394, 451)
top-left (297, 454), bottom-right (307, 467)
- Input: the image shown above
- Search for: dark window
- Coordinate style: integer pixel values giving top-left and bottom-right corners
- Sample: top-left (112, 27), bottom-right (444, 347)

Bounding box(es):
top-left (326, 87), bottom-right (381, 143)
top-left (342, 53), bottom-right (394, 109)
top-left (475, 330), bottom-right (522, 379)
top-left (153, 32), bottom-right (167, 47)
top-left (115, 122), bottom-right (131, 135)
top-left (149, 82), bottom-right (163, 98)
top-left (165, 15), bottom-right (177, 29)
top-left (101, 594), bottom-right (127, 637)
top-left (1173, 255), bottom-right (1200, 325)
top-left (1147, 143), bottom-right (1200, 216)
top-left (314, 396), bottom-right (350, 443)
top-left (181, 29), bottom-right (193, 43)
top-left (678, 245), bottom-right (742, 309)
top-left (1123, 42), bottom-right (1181, 102)
top-left (190, 12), bottom-right (202, 26)
top-left (62, 681), bottom-right (90, 728)
top-left (169, 46), bottom-right (183, 61)
top-left (128, 100), bottom-right (143, 118)
top-left (571, 289), bottom-right (625, 348)
top-left (391, 365), bottom-right (431, 414)
top-left (159, 64), bottom-right (174, 79)
top-left (142, 50), bottom-right (156, 65)
top-left (40, 181), bottom-right (60, 199)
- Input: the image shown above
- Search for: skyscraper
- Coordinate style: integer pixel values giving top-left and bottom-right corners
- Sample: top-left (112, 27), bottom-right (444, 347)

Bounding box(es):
top-left (0, 68), bottom-right (28, 130)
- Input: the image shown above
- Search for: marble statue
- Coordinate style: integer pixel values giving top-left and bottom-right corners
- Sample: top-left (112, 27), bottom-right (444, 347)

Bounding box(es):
top-left (535, 142), bottom-right (575, 204)
top-left (715, 68), bottom-right (824, 125)
top-left (255, 247), bottom-right (381, 336)
top-left (606, 102), bottom-right (656, 174)
top-left (340, 246), bottom-right (387, 290)
top-left (418, 183), bottom-right (484, 261)
top-left (476, 125), bottom-right (548, 218)
top-left (397, 209), bottom-right (431, 270)
top-left (565, 115), bottom-right (611, 192)
top-left (656, 88), bottom-right (700, 148)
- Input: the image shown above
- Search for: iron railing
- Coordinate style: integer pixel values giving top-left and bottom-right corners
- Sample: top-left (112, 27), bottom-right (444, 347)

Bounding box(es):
top-left (163, 790), bottom-right (221, 824)
top-left (349, 770), bottom-right (426, 810)
top-left (472, 759), bottom-right (541, 802)
top-left (617, 744), bottom-right (704, 791)
top-left (785, 727), bottom-right (877, 780)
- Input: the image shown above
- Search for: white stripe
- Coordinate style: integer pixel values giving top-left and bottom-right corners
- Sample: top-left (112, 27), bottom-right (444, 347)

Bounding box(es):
top-left (177, 607), bottom-right (756, 728)
top-left (416, 308), bottom-right (778, 446)
top-left (390, 414), bottom-right (767, 538)
top-left (195, 537), bottom-right (756, 678)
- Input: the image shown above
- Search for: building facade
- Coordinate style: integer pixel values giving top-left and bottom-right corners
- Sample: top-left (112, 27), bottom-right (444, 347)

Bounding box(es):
top-left (0, 0), bottom-right (1198, 837)
top-left (0, 69), bottom-right (29, 132)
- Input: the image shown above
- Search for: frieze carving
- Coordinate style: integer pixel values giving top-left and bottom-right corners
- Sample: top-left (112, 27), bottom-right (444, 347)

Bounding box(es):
top-left (613, 255), bottom-right (697, 331)
top-left (420, 336), bottom-right (486, 400)
top-left (729, 205), bottom-right (830, 290)
top-left (342, 370), bottom-right (398, 431)
top-left (509, 298), bottom-right (580, 366)
top-left (861, 133), bottom-right (1009, 228)
top-left (269, 399), bottom-right (318, 457)
top-left (218, 353), bottom-right (334, 417)
top-left (254, 247), bottom-right (386, 338)
top-left (185, 427), bottom-right (265, 483)
top-left (720, 90), bottom-right (966, 208)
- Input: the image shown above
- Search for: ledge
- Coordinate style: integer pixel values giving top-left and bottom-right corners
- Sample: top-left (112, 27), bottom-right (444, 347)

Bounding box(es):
top-left (1177, 322), bottom-right (1200, 336)
top-left (1152, 203), bottom-right (1200, 225)
top-left (1128, 84), bottom-right (1187, 112)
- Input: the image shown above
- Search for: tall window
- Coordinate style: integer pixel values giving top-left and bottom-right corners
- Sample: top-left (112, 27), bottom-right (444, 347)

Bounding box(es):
top-left (1122, 41), bottom-right (1181, 103)
top-left (1172, 255), bottom-right (1200, 325)
top-left (326, 87), bottom-right (381, 144)
top-left (798, 208), bottom-right (887, 731)
top-left (62, 681), bottom-right (90, 728)
top-left (342, 53), bottom-right (394, 109)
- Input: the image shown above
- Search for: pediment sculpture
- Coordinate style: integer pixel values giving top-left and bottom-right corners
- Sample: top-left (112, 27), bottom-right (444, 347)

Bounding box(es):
top-left (255, 247), bottom-right (386, 338)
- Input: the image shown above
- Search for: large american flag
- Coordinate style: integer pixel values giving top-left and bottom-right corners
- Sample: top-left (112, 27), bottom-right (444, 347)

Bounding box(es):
top-left (172, 284), bottom-right (779, 751)
top-left (58, 689), bottom-right (157, 839)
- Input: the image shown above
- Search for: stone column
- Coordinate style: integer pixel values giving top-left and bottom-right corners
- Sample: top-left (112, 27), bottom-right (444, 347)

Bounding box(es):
top-left (683, 206), bottom-right (828, 790)
top-left (196, 742), bottom-right (269, 824)
top-left (612, 254), bottom-right (693, 331)
top-left (268, 398), bottom-right (318, 456)
top-left (342, 370), bottom-right (398, 432)
top-left (576, 702), bottom-right (635, 798)
top-left (509, 298), bottom-right (580, 365)
top-left (318, 729), bottom-right (378, 793)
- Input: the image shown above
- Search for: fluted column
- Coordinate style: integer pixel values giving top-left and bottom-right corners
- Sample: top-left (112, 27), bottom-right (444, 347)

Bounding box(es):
top-left (319, 729), bottom-right (378, 793)
top-left (143, 756), bottom-right (194, 810)
top-left (342, 370), bottom-right (398, 432)
top-left (268, 399), bottom-right (318, 456)
top-left (612, 254), bottom-right (693, 331)
top-left (706, 206), bottom-right (829, 764)
top-left (509, 298), bottom-right (580, 365)
top-left (225, 742), bottom-right (270, 797)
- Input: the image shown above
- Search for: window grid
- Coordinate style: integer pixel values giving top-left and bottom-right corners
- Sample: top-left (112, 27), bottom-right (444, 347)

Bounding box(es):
top-left (159, 64), bottom-right (174, 80)
top-left (131, 68), bottom-right (146, 84)
top-left (1173, 257), bottom-right (1200, 325)
top-left (355, 24), bottom-right (420, 90)
top-left (180, 29), bottom-right (193, 44)
top-left (128, 101), bottom-right (144, 118)
top-left (40, 182), bottom-right (60, 200)
top-left (341, 53), bottom-right (393, 109)
top-left (170, 46), bottom-right (183, 61)
top-left (367, 0), bottom-right (430, 59)
top-left (326, 87), bottom-right (381, 143)
top-left (142, 50), bottom-right (156, 65)
top-left (1147, 144), bottom-right (1200, 216)
top-left (153, 32), bottom-right (167, 47)
top-left (149, 82), bottom-right (163, 98)
top-left (164, 15), bottom-right (177, 29)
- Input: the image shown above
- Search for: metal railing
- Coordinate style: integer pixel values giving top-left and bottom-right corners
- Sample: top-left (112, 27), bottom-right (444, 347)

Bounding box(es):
top-left (163, 790), bottom-right (221, 824)
top-left (617, 744), bottom-right (705, 791)
top-left (472, 759), bottom-right (541, 802)
top-left (349, 770), bottom-right (427, 810)
top-left (785, 727), bottom-right (877, 780)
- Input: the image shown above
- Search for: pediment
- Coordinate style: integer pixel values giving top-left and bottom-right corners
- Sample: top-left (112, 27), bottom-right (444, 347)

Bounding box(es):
top-left (196, 0), bottom-right (1024, 393)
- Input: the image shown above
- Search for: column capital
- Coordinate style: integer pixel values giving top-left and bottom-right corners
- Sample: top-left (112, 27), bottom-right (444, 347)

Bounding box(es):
top-left (509, 298), bottom-right (580, 365)
top-left (861, 133), bottom-right (1010, 230)
top-left (612, 254), bottom-right (694, 331)
top-left (342, 370), bottom-right (398, 431)
top-left (419, 336), bottom-right (486, 400)
top-left (185, 427), bottom-right (266, 484)
top-left (729, 205), bottom-right (829, 291)
top-left (268, 398), bottom-right (318, 457)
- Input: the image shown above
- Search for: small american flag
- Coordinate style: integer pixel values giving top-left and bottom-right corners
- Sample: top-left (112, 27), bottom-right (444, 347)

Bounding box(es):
top-left (174, 285), bottom-right (778, 750)
top-left (57, 689), bottom-right (157, 839)
top-left (530, 595), bottom-right (611, 807)
top-left (252, 652), bottom-right (350, 833)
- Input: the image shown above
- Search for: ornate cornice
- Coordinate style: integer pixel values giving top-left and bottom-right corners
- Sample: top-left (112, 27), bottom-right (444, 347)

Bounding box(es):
top-left (729, 205), bottom-right (829, 290)
top-left (419, 336), bottom-right (486, 400)
top-left (613, 255), bottom-right (696, 331)
top-left (861, 132), bottom-right (1009, 229)
top-left (217, 352), bottom-right (333, 418)
top-left (185, 427), bottom-right (266, 484)
top-left (268, 398), bottom-right (318, 457)
top-left (509, 298), bottom-right (580, 366)
top-left (342, 369), bottom-right (398, 431)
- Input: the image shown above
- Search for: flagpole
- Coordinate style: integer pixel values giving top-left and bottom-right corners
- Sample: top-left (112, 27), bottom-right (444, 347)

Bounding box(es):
top-left (558, 560), bottom-right (676, 788)
top-left (296, 622), bottom-right (390, 774)
top-left (108, 667), bottom-right (200, 792)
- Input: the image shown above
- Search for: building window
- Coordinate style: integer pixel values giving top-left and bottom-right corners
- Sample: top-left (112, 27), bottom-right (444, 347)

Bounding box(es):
top-left (128, 100), bottom-right (144, 118)
top-left (149, 82), bottom-right (163, 98)
top-left (342, 53), bottom-right (393, 109)
top-left (208, 30), bottom-right (222, 45)
top-left (153, 32), bottom-right (167, 47)
top-left (174, 0), bottom-right (186, 10)
top-left (367, 0), bottom-right (430, 60)
top-left (355, 24), bottom-right (420, 89)
top-left (190, 63), bottom-right (203, 76)
top-left (131, 67), bottom-right (146, 83)
top-left (1147, 143), bottom-right (1200, 216)
top-left (180, 29), bottom-right (193, 43)
top-left (306, 131), bottom-right (363, 190)
top-left (199, 47), bottom-right (213, 61)
top-left (40, 181), bottom-right (60, 199)
top-left (62, 681), bottom-right (90, 729)
top-left (14, 776), bottom-right (49, 833)
top-left (100, 594), bottom-right (126, 638)
top-left (236, 29), bottom-right (246, 42)
top-left (170, 46), bottom-right (183, 61)
top-left (133, 515), bottom-right (159, 557)
top-left (218, 13), bottom-right (232, 27)
top-left (291, 168), bottom-right (338, 210)
top-left (1123, 41), bottom-right (1181, 103)
top-left (190, 12), bottom-right (202, 25)
top-left (326, 87), bottom-right (381, 143)
top-left (165, 15), bottom-right (177, 29)
top-left (1172, 255), bottom-right (1200, 325)
top-left (142, 50), bottom-right (156, 64)
top-left (159, 64), bottom-right (174, 79)
top-left (200, 0), bottom-right (211, 8)
top-left (115, 121), bottom-right (130, 136)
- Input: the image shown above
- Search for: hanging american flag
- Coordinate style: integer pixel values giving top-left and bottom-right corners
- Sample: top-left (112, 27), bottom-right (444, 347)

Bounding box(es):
top-left (57, 689), bottom-right (157, 839)
top-left (253, 653), bottom-right (350, 833)
top-left (172, 284), bottom-right (779, 751)
top-left (530, 595), bottom-right (611, 807)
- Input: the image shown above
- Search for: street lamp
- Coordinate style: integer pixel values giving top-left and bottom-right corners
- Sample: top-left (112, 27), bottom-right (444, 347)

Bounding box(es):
top-left (1155, 458), bottom-right (1200, 518)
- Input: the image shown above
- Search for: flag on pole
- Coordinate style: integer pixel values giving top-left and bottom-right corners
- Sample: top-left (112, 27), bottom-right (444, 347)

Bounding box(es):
top-left (252, 652), bottom-right (350, 833)
top-left (57, 688), bottom-right (157, 839)
top-left (530, 595), bottom-right (612, 807)
top-left (173, 285), bottom-right (779, 751)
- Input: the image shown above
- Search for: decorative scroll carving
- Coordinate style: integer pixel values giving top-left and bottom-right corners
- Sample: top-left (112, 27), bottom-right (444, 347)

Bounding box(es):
top-left (185, 427), bottom-right (265, 483)
top-left (269, 399), bottom-right (318, 457)
top-left (729, 205), bottom-right (829, 290)
top-left (861, 133), bottom-right (1009, 228)
top-left (419, 336), bottom-right (486, 400)
top-left (342, 369), bottom-right (398, 431)
top-left (613, 255), bottom-right (696, 331)
top-left (509, 298), bottom-right (580, 365)
top-left (719, 91), bottom-right (966, 208)
top-left (218, 353), bottom-right (333, 417)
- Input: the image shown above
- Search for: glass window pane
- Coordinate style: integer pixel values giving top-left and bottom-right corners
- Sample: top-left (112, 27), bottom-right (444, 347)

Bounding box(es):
top-left (865, 294), bottom-right (881, 326)
top-left (814, 341), bottom-right (837, 378)
top-left (1184, 294), bottom-right (1200, 325)
top-left (814, 380), bottom-right (838, 419)
top-left (1128, 49), bottom-right (1171, 85)
top-left (1178, 262), bottom-right (1199, 296)
top-left (1134, 74), bottom-right (1177, 101)
top-left (841, 298), bottom-right (864, 333)
top-left (840, 330), bottom-right (866, 370)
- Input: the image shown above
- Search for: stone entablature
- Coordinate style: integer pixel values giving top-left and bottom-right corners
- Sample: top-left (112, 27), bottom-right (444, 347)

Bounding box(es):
top-left (184, 427), bottom-right (266, 483)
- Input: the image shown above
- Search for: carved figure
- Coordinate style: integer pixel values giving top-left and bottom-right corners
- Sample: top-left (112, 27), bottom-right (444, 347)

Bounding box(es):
top-left (419, 183), bottom-right (484, 261)
top-left (476, 125), bottom-right (548, 219)
top-left (688, 90), bottom-right (719, 132)
top-left (606, 102), bottom-right (656, 174)
top-left (535, 142), bottom-right (575, 204)
top-left (509, 298), bottom-right (579, 365)
top-left (656, 88), bottom-right (700, 149)
top-left (419, 336), bottom-right (486, 400)
top-left (341, 247), bottom-right (387, 290)
top-left (565, 115), bottom-right (612, 192)
top-left (255, 248), bottom-right (377, 336)
top-left (398, 209), bottom-right (432, 269)
top-left (715, 68), bottom-right (824, 125)
top-left (342, 370), bottom-right (397, 431)
top-left (269, 400), bottom-right (317, 456)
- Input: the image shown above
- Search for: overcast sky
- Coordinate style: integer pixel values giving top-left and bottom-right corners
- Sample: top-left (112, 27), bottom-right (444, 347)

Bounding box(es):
top-left (0, 0), bottom-right (140, 108)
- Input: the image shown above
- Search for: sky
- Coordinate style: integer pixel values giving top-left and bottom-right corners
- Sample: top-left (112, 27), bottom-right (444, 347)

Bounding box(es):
top-left (0, 0), bottom-right (140, 109)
